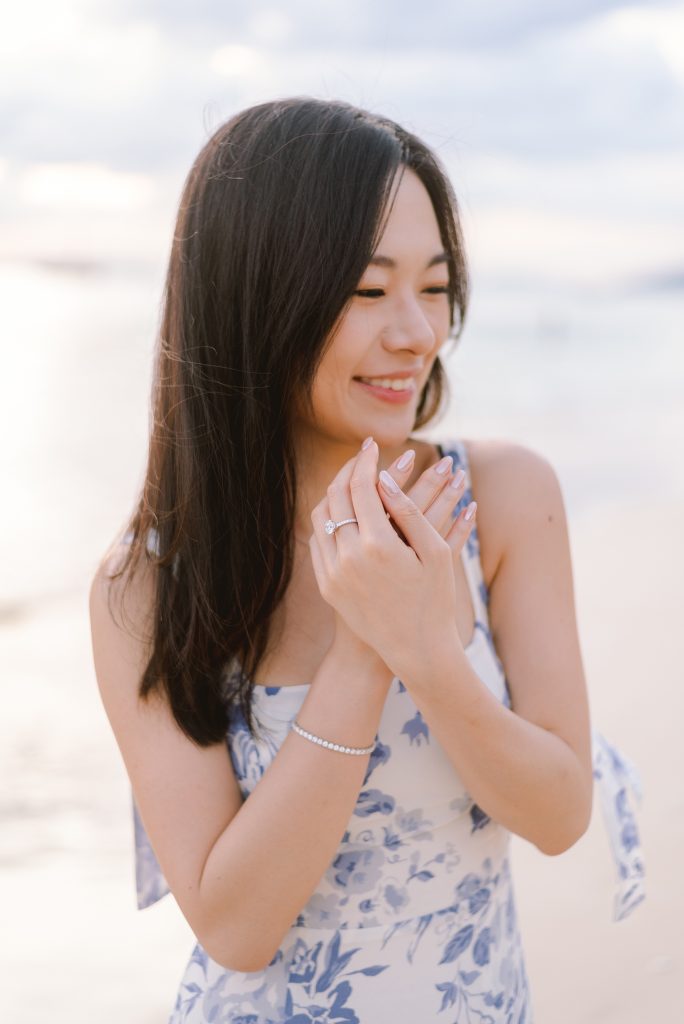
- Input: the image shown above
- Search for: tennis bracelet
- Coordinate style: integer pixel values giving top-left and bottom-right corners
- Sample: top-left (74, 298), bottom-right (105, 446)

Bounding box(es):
top-left (291, 719), bottom-right (375, 756)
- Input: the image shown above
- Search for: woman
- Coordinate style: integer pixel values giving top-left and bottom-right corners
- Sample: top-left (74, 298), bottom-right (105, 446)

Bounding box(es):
top-left (89, 97), bottom-right (644, 1023)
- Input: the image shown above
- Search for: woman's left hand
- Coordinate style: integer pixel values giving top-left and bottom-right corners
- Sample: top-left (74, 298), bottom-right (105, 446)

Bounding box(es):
top-left (308, 439), bottom-right (476, 683)
top-left (376, 445), bottom-right (474, 548)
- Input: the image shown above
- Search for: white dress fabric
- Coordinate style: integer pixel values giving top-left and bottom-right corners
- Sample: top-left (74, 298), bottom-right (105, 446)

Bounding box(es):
top-left (127, 437), bottom-right (646, 1023)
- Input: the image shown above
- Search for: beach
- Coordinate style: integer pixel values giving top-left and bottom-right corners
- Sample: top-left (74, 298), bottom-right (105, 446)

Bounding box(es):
top-left (1, 263), bottom-right (682, 1021)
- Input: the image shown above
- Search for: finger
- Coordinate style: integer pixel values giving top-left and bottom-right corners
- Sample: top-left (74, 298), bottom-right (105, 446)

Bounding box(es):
top-left (382, 449), bottom-right (451, 512)
top-left (444, 500), bottom-right (478, 555)
top-left (406, 451), bottom-right (455, 511)
top-left (312, 496), bottom-right (341, 574)
top-left (321, 448), bottom-right (363, 555)
top-left (384, 446), bottom-right (416, 486)
top-left (308, 527), bottom-right (328, 593)
top-left (383, 449), bottom-right (466, 536)
top-left (345, 439), bottom-right (401, 546)
top-left (381, 448), bottom-right (422, 539)
top-left (376, 468), bottom-right (444, 563)
top-left (424, 465), bottom-right (468, 535)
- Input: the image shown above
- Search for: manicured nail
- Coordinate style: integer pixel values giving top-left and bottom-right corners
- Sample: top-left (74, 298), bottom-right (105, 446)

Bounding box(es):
top-left (396, 449), bottom-right (415, 471)
top-left (464, 501), bottom-right (477, 521)
top-left (450, 468), bottom-right (466, 490)
top-left (361, 435), bottom-right (374, 451)
top-left (379, 469), bottom-right (400, 494)
top-left (435, 455), bottom-right (453, 475)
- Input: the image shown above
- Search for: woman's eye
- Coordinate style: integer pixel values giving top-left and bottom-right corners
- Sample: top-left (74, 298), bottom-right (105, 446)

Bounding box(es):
top-left (354, 286), bottom-right (449, 298)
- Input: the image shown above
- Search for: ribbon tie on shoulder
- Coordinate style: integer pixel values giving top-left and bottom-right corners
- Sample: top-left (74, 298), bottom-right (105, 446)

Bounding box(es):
top-left (591, 728), bottom-right (646, 922)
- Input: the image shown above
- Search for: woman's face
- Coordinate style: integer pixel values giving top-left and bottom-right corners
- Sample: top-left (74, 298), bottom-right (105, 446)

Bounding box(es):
top-left (298, 166), bottom-right (452, 449)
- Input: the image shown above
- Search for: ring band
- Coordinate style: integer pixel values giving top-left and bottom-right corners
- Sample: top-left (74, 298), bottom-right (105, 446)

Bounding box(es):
top-left (324, 517), bottom-right (358, 536)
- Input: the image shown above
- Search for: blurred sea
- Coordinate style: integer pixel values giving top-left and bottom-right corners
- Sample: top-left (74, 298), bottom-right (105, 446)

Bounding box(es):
top-left (1, 260), bottom-right (682, 606)
top-left (1, 260), bottom-right (682, 1022)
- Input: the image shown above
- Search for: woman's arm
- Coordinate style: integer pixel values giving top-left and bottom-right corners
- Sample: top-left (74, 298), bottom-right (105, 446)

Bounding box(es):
top-left (89, 552), bottom-right (392, 973)
top-left (383, 441), bottom-right (594, 855)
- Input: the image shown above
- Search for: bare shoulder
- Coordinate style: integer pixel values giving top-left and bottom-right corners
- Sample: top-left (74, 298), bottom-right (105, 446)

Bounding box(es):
top-left (89, 538), bottom-right (157, 705)
top-left (462, 437), bottom-right (563, 589)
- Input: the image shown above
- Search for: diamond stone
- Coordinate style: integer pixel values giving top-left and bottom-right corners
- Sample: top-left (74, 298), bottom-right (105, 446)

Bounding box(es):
top-left (324, 519), bottom-right (336, 535)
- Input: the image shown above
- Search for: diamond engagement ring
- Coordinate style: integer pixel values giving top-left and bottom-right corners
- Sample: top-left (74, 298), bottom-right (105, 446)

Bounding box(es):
top-left (324, 517), bottom-right (359, 535)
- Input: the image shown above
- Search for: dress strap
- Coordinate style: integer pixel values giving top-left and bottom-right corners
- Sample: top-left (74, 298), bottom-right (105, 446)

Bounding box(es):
top-left (121, 525), bottom-right (160, 556)
top-left (438, 437), bottom-right (489, 624)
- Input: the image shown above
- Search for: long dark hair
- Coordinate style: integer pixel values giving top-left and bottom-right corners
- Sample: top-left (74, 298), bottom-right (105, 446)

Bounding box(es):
top-left (106, 96), bottom-right (470, 746)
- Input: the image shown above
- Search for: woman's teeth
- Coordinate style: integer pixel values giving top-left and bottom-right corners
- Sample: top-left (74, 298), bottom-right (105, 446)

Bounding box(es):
top-left (356, 377), bottom-right (414, 391)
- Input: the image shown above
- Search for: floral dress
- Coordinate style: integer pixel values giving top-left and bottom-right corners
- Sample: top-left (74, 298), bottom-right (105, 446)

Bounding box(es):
top-left (129, 438), bottom-right (646, 1023)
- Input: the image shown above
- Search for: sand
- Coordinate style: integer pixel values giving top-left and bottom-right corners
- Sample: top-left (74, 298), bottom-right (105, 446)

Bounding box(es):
top-left (1, 494), bottom-right (682, 1022)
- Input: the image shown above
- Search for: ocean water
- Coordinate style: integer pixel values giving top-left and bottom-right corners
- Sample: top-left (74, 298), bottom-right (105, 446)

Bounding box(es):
top-left (1, 261), bottom-right (681, 607)
top-left (1, 261), bottom-right (682, 1022)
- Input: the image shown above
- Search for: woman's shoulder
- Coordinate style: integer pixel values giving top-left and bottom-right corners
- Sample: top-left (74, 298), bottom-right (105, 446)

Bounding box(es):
top-left (460, 435), bottom-right (555, 484)
top-left (90, 523), bottom-right (165, 617)
top-left (89, 529), bottom-right (159, 701)
top-left (440, 435), bottom-right (562, 588)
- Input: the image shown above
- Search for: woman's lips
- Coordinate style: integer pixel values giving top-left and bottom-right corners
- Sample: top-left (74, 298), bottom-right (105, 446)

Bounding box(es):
top-left (352, 378), bottom-right (417, 404)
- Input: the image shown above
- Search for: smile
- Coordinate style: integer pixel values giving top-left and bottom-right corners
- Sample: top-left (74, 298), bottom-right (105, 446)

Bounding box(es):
top-left (352, 377), bottom-right (417, 404)
top-left (355, 376), bottom-right (415, 390)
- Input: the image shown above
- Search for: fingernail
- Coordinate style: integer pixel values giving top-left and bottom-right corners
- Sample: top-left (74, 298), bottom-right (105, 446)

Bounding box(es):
top-left (396, 449), bottom-right (415, 471)
top-left (435, 455), bottom-right (453, 476)
top-left (361, 435), bottom-right (374, 451)
top-left (379, 469), bottom-right (400, 494)
top-left (464, 501), bottom-right (477, 521)
top-left (450, 468), bottom-right (466, 490)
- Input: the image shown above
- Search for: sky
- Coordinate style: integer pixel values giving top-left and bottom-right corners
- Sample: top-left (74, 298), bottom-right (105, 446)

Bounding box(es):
top-left (1, 0), bottom-right (683, 288)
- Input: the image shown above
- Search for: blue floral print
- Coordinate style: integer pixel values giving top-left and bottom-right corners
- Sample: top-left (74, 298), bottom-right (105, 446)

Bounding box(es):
top-left (354, 789), bottom-right (395, 817)
top-left (132, 797), bottom-right (168, 909)
top-left (401, 710), bottom-right (430, 746)
top-left (128, 439), bottom-right (646, 1021)
top-left (470, 803), bottom-right (492, 834)
top-left (592, 730), bottom-right (646, 920)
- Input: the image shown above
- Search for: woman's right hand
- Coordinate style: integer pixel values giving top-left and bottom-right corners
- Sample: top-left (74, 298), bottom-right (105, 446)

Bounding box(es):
top-left (327, 606), bottom-right (395, 686)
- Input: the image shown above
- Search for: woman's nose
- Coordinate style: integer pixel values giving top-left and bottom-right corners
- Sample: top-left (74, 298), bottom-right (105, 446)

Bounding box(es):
top-left (380, 293), bottom-right (436, 353)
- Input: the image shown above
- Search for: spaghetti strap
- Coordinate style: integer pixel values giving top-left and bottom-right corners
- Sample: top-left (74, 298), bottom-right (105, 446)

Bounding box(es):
top-left (438, 437), bottom-right (489, 624)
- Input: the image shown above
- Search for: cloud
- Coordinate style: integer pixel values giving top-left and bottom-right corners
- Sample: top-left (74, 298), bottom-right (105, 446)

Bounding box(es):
top-left (18, 162), bottom-right (155, 210)
top-left (2, 1), bottom-right (681, 175)
top-left (462, 202), bottom-right (684, 286)
top-left (114, 0), bottom-right (647, 50)
top-left (1, 0), bottom-right (681, 282)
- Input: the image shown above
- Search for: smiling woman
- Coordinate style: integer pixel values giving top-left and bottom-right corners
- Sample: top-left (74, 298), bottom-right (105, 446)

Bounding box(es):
top-left (295, 166), bottom-right (453, 477)
top-left (89, 96), bottom-right (644, 1024)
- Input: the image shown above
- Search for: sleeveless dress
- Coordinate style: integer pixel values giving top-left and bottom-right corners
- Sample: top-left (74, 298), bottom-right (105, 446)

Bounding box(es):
top-left (126, 437), bottom-right (646, 1024)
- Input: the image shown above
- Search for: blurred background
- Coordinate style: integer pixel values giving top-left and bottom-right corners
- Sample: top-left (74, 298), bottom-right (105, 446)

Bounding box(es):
top-left (1, 1), bottom-right (683, 1020)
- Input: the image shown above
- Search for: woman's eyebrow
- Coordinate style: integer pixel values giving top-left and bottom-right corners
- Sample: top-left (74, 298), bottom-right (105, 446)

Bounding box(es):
top-left (368, 251), bottom-right (449, 269)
